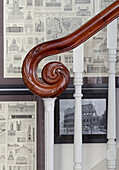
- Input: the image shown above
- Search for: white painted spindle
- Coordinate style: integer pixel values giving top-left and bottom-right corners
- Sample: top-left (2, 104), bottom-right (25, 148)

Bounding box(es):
top-left (73, 44), bottom-right (84, 170)
top-left (107, 19), bottom-right (117, 170)
top-left (43, 98), bottom-right (56, 170)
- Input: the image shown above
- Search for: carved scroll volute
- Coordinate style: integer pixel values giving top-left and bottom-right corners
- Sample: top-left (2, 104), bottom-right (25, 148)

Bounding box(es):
top-left (22, 43), bottom-right (70, 98)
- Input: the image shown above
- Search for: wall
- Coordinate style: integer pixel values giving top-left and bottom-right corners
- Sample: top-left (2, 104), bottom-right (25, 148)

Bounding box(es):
top-left (54, 88), bottom-right (119, 170)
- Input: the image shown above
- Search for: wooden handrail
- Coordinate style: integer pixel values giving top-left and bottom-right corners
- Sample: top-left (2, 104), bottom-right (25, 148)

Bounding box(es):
top-left (22, 0), bottom-right (119, 98)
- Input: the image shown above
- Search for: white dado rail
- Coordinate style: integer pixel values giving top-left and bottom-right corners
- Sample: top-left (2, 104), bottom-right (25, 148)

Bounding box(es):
top-left (22, 1), bottom-right (119, 170)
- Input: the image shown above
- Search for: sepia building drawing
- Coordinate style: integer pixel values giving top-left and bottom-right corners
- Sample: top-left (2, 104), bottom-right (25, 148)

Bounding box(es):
top-left (15, 145), bottom-right (32, 155)
top-left (8, 103), bottom-right (35, 112)
top-left (20, 39), bottom-right (26, 52)
top-left (7, 64), bottom-right (22, 74)
top-left (75, 0), bottom-right (90, 3)
top-left (64, 0), bottom-right (72, 11)
top-left (9, 39), bottom-right (19, 52)
top-left (2, 165), bottom-right (5, 170)
top-left (0, 115), bottom-right (5, 120)
top-left (27, 125), bottom-right (32, 142)
top-left (25, 12), bottom-right (33, 33)
top-left (6, 25), bottom-right (23, 33)
top-left (7, 0), bottom-right (9, 4)
top-left (8, 151), bottom-right (14, 160)
top-left (0, 102), bottom-right (36, 170)
top-left (45, 0), bottom-right (61, 7)
top-left (16, 156), bottom-right (27, 164)
top-left (27, 0), bottom-right (33, 6)
top-left (27, 37), bottom-right (33, 46)
top-left (8, 0), bottom-right (24, 21)
top-left (76, 7), bottom-right (91, 16)
top-left (35, 19), bottom-right (44, 32)
top-left (35, 0), bottom-right (43, 6)
top-left (17, 137), bottom-right (26, 142)
top-left (8, 122), bottom-right (16, 136)
top-left (14, 55), bottom-right (22, 61)
top-left (16, 121), bottom-right (21, 131)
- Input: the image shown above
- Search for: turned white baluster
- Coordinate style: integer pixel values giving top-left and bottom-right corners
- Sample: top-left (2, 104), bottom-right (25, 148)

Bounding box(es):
top-left (73, 44), bottom-right (84, 170)
top-left (107, 19), bottom-right (117, 170)
top-left (43, 98), bottom-right (56, 170)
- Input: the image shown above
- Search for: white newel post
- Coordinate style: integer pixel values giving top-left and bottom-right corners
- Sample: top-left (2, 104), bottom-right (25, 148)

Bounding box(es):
top-left (107, 19), bottom-right (117, 170)
top-left (73, 44), bottom-right (84, 170)
top-left (43, 98), bottom-right (56, 170)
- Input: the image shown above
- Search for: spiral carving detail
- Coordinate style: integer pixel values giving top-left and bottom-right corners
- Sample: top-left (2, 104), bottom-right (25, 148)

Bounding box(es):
top-left (22, 44), bottom-right (70, 98)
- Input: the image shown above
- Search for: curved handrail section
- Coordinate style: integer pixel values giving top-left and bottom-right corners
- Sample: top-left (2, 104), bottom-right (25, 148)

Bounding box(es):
top-left (22, 0), bottom-right (119, 98)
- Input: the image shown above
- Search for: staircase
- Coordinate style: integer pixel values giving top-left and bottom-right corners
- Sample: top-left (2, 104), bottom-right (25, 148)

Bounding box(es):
top-left (91, 148), bottom-right (119, 170)
top-left (22, 1), bottom-right (119, 170)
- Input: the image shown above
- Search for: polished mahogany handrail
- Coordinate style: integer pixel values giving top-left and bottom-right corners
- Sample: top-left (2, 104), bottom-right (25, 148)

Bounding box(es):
top-left (22, 0), bottom-right (119, 98)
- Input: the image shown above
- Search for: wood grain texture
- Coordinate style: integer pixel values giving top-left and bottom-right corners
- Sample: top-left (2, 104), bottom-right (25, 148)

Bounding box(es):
top-left (22, 0), bottom-right (119, 98)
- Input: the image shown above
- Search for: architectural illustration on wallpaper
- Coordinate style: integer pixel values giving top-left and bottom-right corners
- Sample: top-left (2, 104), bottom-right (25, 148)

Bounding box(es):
top-left (45, 0), bottom-right (61, 7)
top-left (8, 151), bottom-right (14, 160)
top-left (27, 37), bottom-right (33, 47)
top-left (16, 121), bottom-right (21, 131)
top-left (35, 18), bottom-right (44, 32)
top-left (2, 165), bottom-right (5, 170)
top-left (64, 0), bottom-right (72, 11)
top-left (60, 99), bottom-right (106, 135)
top-left (35, 0), bottom-right (43, 6)
top-left (25, 12), bottom-right (33, 33)
top-left (0, 115), bottom-right (5, 120)
top-left (17, 137), bottom-right (26, 142)
top-left (7, 63), bottom-right (22, 75)
top-left (8, 0), bottom-right (24, 22)
top-left (15, 145), bottom-right (32, 155)
top-left (4, 0), bottom-right (119, 78)
top-left (16, 156), bottom-right (27, 164)
top-left (27, 0), bottom-right (33, 6)
top-left (46, 17), bottom-right (82, 40)
top-left (0, 102), bottom-right (36, 170)
top-left (9, 166), bottom-right (31, 170)
top-left (75, 0), bottom-right (90, 3)
top-left (27, 125), bottom-right (32, 142)
top-left (0, 122), bottom-right (5, 132)
top-left (0, 131), bottom-right (6, 144)
top-left (8, 122), bottom-right (16, 136)
top-left (0, 155), bottom-right (5, 161)
top-left (9, 39), bottom-right (19, 52)
top-left (76, 7), bottom-right (91, 16)
top-left (0, 104), bottom-right (2, 110)
top-left (8, 103), bottom-right (35, 112)
top-left (20, 39), bottom-right (26, 52)
top-left (100, 0), bottom-right (114, 9)
top-left (7, 0), bottom-right (10, 4)
top-left (6, 24), bottom-right (24, 33)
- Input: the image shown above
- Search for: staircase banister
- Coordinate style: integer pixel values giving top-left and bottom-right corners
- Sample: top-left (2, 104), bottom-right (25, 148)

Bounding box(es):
top-left (22, 0), bottom-right (119, 98)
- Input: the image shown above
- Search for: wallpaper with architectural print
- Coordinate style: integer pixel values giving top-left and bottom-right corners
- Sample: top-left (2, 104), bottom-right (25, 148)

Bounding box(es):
top-left (0, 102), bottom-right (37, 170)
top-left (4, 0), bottom-right (119, 78)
